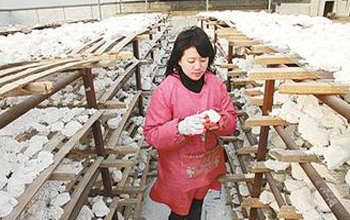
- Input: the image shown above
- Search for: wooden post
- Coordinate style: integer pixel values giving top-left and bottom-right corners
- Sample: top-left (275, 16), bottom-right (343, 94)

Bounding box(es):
top-left (82, 68), bottom-right (113, 196)
top-left (249, 79), bottom-right (275, 220)
top-left (132, 40), bottom-right (144, 116)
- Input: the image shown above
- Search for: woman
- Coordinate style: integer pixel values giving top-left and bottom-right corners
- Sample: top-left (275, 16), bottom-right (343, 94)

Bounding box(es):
top-left (144, 26), bottom-right (236, 220)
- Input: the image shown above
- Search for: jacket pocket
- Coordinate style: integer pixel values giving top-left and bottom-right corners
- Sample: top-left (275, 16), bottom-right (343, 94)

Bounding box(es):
top-left (180, 145), bottom-right (224, 179)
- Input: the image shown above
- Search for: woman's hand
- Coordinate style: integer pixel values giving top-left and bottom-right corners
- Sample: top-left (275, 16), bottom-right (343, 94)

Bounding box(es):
top-left (178, 114), bottom-right (206, 135)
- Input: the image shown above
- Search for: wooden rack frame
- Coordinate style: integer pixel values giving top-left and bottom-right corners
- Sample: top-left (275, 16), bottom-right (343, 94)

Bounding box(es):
top-left (0, 16), bottom-right (168, 220)
top-left (200, 16), bottom-right (350, 220)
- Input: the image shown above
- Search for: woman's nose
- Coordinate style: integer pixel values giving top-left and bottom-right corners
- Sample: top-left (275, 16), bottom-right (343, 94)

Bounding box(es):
top-left (194, 61), bottom-right (202, 69)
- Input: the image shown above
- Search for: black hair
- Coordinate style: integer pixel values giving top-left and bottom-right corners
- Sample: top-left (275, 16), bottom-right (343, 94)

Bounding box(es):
top-left (165, 26), bottom-right (215, 76)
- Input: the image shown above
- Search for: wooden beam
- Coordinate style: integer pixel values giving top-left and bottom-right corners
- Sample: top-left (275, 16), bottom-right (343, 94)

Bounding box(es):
top-left (98, 61), bottom-right (139, 103)
top-left (106, 91), bottom-right (141, 147)
top-left (279, 82), bottom-right (350, 95)
top-left (61, 157), bottom-right (103, 220)
top-left (269, 149), bottom-right (319, 163)
top-left (2, 111), bottom-right (104, 220)
top-left (250, 45), bottom-right (276, 54)
top-left (100, 159), bottom-right (136, 168)
top-left (249, 162), bottom-right (272, 173)
top-left (231, 77), bottom-right (256, 86)
top-left (245, 116), bottom-right (288, 127)
top-left (248, 67), bottom-right (318, 80)
top-left (228, 35), bottom-right (251, 42)
top-left (245, 88), bottom-right (263, 96)
top-left (217, 174), bottom-right (255, 183)
top-left (215, 63), bottom-right (238, 69)
top-left (69, 36), bottom-right (103, 55)
top-left (255, 54), bottom-right (301, 65)
top-left (0, 62), bottom-right (43, 78)
top-left (249, 96), bottom-right (264, 106)
top-left (242, 198), bottom-right (270, 209)
top-left (236, 145), bottom-right (258, 155)
top-left (97, 100), bottom-right (127, 109)
top-left (0, 59), bottom-right (98, 96)
top-left (227, 69), bottom-right (246, 77)
top-left (3, 81), bottom-right (54, 97)
top-left (277, 205), bottom-right (303, 219)
top-left (219, 136), bottom-right (240, 142)
top-left (229, 39), bottom-right (258, 47)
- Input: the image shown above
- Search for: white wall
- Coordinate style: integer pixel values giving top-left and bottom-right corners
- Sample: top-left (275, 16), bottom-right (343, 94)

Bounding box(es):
top-left (0, 0), bottom-right (140, 10)
top-left (277, 0), bottom-right (350, 17)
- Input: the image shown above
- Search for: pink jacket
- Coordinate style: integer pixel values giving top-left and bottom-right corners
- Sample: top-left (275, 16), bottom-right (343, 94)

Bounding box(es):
top-left (144, 71), bottom-right (236, 214)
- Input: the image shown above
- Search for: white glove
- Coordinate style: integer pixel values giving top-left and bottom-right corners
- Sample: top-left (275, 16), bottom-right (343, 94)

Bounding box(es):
top-left (178, 114), bottom-right (205, 135)
top-left (199, 109), bottom-right (221, 123)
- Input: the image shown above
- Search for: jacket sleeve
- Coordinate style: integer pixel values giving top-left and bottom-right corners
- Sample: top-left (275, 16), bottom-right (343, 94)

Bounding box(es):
top-left (212, 83), bottom-right (237, 137)
top-left (143, 87), bottom-right (186, 151)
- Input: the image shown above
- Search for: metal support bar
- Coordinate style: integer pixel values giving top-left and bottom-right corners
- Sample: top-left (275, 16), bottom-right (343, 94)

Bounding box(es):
top-left (250, 80), bottom-right (275, 220)
top-left (132, 40), bottom-right (144, 116)
top-left (149, 32), bottom-right (154, 60)
top-left (274, 125), bottom-right (350, 220)
top-left (213, 24), bottom-right (218, 55)
top-left (226, 45), bottom-right (233, 92)
top-left (82, 68), bottom-right (113, 196)
top-left (315, 94), bottom-right (350, 123)
top-left (0, 71), bottom-right (82, 130)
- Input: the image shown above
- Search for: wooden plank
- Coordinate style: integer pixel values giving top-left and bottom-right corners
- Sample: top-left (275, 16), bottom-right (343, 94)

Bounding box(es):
top-left (228, 35), bottom-right (251, 41)
top-left (82, 52), bottom-right (134, 68)
top-left (110, 34), bottom-right (137, 54)
top-left (98, 61), bottom-right (139, 103)
top-left (0, 59), bottom-right (98, 95)
top-left (245, 88), bottom-right (263, 96)
top-left (104, 198), bottom-right (119, 220)
top-left (0, 59), bottom-right (78, 87)
top-left (118, 198), bottom-right (138, 206)
top-left (215, 63), bottom-right (238, 69)
top-left (100, 159), bottom-right (136, 168)
top-left (134, 152), bottom-right (151, 217)
top-left (219, 136), bottom-right (239, 142)
top-left (97, 100), bottom-right (127, 109)
top-left (231, 77), bottom-right (256, 86)
top-left (229, 39), bottom-right (258, 47)
top-left (249, 162), bottom-right (271, 173)
top-left (279, 82), bottom-right (350, 95)
top-left (106, 91), bottom-right (141, 147)
top-left (3, 81), bottom-right (54, 97)
top-left (227, 69), bottom-right (246, 77)
top-left (0, 62), bottom-right (43, 78)
top-left (95, 35), bottom-right (124, 55)
top-left (250, 45), bottom-right (276, 54)
top-left (216, 28), bottom-right (240, 37)
top-left (61, 157), bottom-right (103, 220)
top-left (70, 146), bottom-right (138, 156)
top-left (217, 174), bottom-right (255, 183)
top-left (245, 116), bottom-right (288, 127)
top-left (69, 36), bottom-right (103, 55)
top-left (2, 111), bottom-right (104, 220)
top-left (277, 205), bottom-right (303, 219)
top-left (237, 145), bottom-right (258, 155)
top-left (242, 198), bottom-right (270, 209)
top-left (117, 166), bottom-right (132, 189)
top-left (49, 171), bottom-right (76, 181)
top-left (83, 39), bottom-right (106, 55)
top-left (255, 54), bottom-right (301, 65)
top-left (42, 132), bottom-right (66, 152)
top-left (248, 67), bottom-right (318, 80)
top-left (269, 148), bottom-right (319, 163)
top-left (249, 96), bottom-right (264, 106)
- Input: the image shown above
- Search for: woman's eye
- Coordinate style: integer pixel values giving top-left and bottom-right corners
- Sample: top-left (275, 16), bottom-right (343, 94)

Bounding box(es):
top-left (188, 60), bottom-right (195, 63)
top-left (200, 59), bottom-right (207, 63)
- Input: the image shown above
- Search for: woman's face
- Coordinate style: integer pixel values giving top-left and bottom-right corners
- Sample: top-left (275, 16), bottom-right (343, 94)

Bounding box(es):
top-left (178, 46), bottom-right (209, 81)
